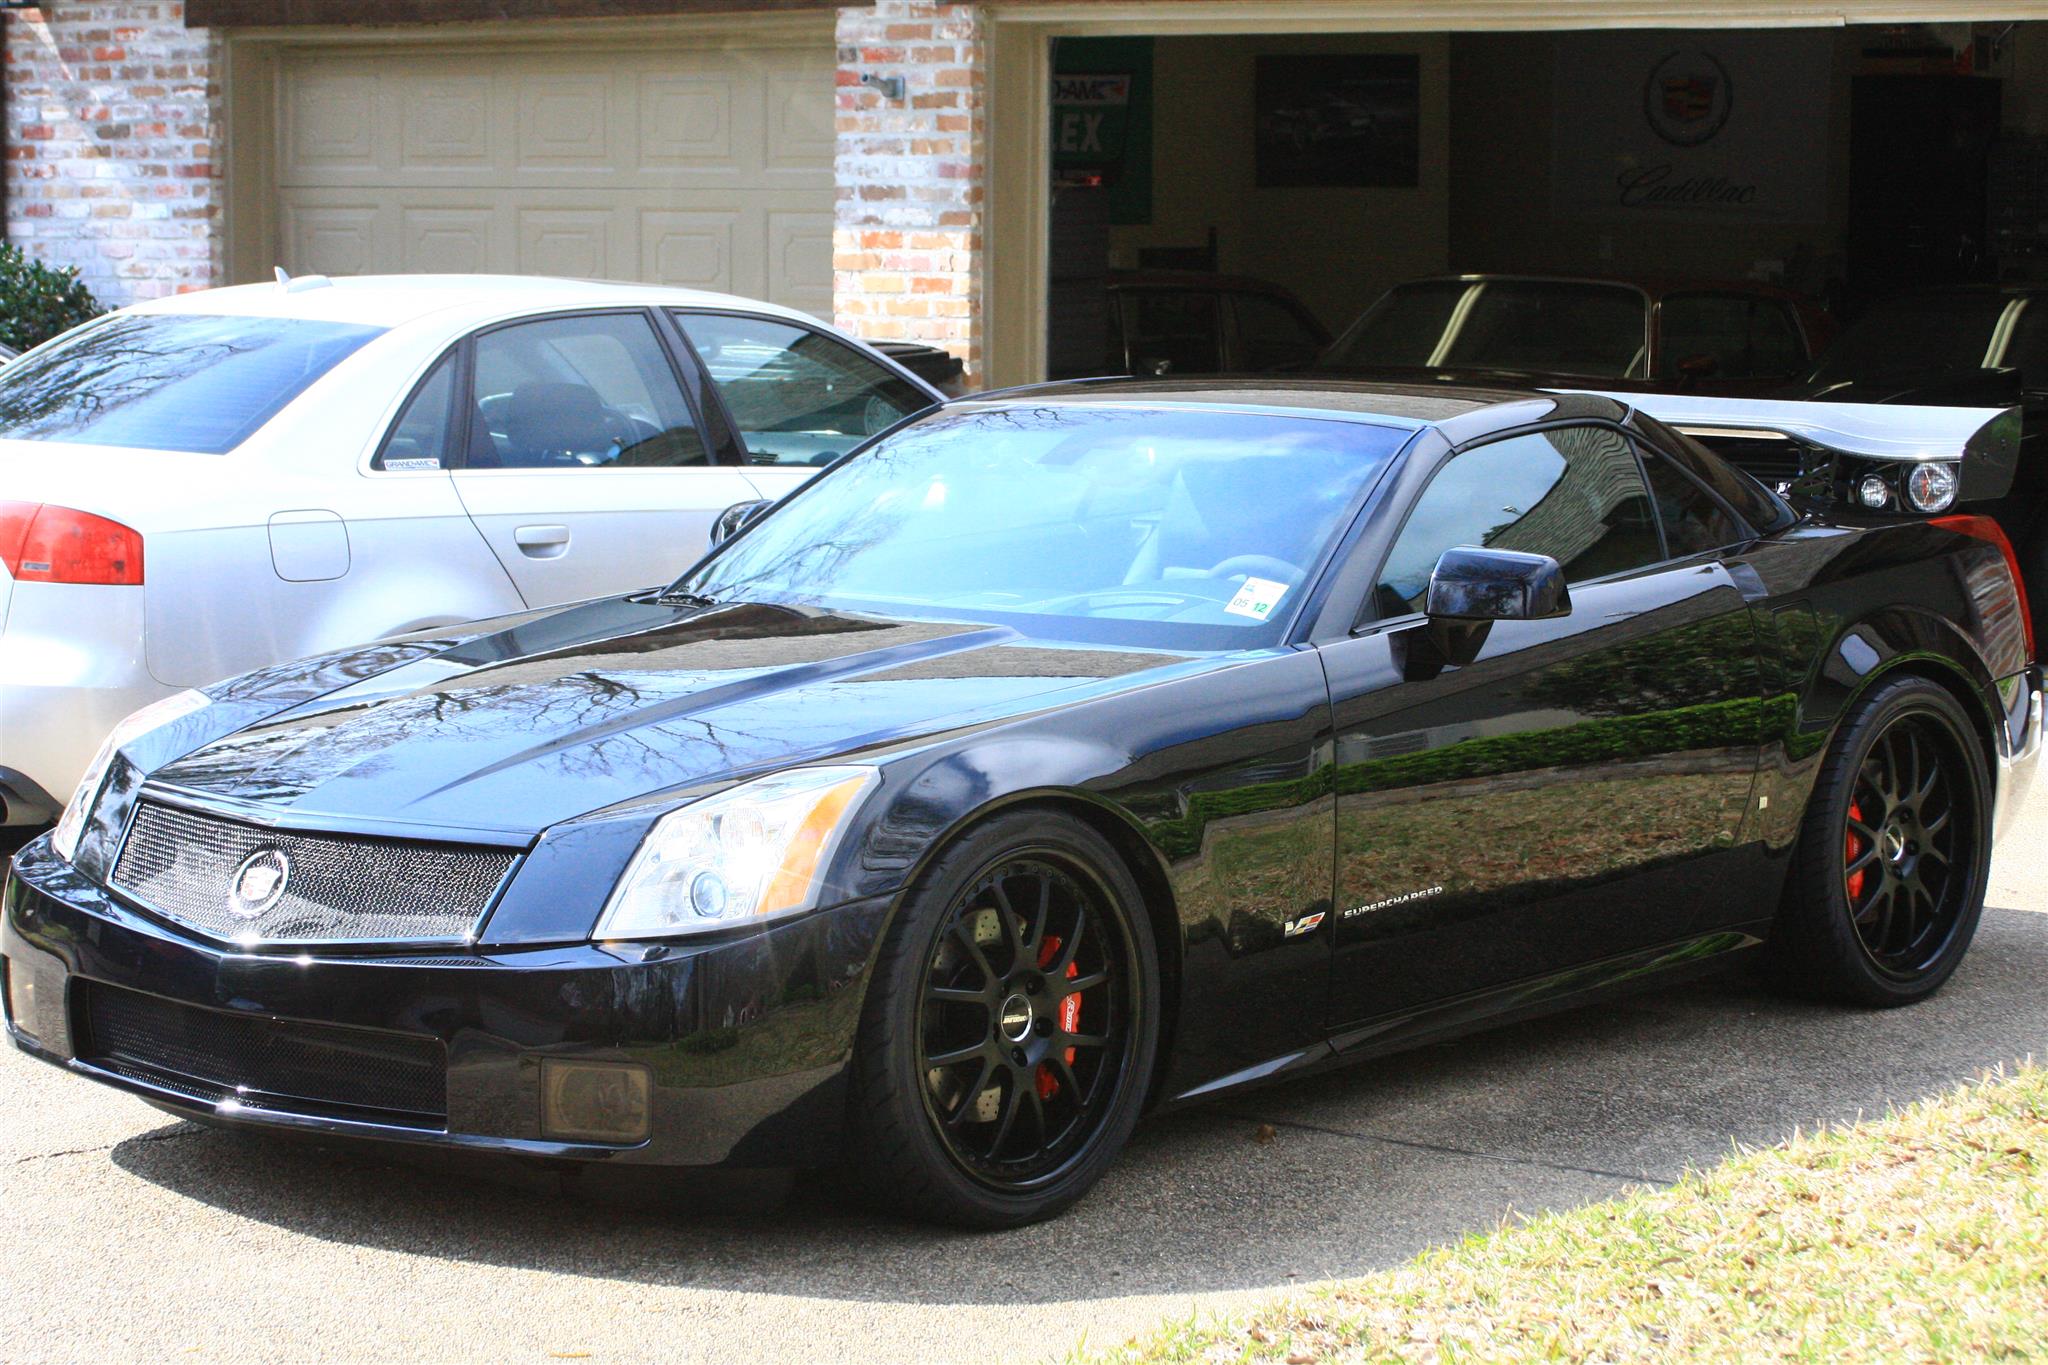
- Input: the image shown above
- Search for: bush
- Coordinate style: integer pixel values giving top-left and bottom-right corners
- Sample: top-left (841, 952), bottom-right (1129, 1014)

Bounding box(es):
top-left (0, 244), bottom-right (103, 352)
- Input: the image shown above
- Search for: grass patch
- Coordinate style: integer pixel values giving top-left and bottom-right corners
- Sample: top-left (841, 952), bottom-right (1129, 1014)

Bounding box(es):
top-left (1096, 1064), bottom-right (2048, 1363)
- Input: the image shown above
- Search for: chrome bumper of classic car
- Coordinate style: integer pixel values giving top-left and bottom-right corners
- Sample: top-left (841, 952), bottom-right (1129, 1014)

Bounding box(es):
top-left (1995, 667), bottom-right (2043, 847)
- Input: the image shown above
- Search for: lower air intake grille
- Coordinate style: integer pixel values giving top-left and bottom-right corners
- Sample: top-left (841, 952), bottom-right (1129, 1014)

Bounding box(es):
top-left (78, 981), bottom-right (447, 1127)
top-left (111, 800), bottom-right (517, 946)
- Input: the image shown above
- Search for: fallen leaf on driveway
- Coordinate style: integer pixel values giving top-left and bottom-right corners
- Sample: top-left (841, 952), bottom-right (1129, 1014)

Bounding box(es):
top-left (1254, 1123), bottom-right (1277, 1144)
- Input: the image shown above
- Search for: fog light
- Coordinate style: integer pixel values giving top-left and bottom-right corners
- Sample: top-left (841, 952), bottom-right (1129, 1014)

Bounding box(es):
top-left (4, 958), bottom-right (37, 1041)
top-left (540, 1058), bottom-right (651, 1144)
top-left (1857, 474), bottom-right (1893, 510)
top-left (1906, 462), bottom-right (1959, 514)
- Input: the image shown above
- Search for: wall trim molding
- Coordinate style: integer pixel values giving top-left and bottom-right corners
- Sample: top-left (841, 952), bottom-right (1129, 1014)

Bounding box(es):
top-left (190, 0), bottom-right (861, 29)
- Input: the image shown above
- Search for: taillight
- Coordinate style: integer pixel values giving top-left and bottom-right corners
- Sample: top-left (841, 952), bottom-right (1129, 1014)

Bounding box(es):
top-left (1935, 514), bottom-right (2035, 662)
top-left (0, 500), bottom-right (144, 586)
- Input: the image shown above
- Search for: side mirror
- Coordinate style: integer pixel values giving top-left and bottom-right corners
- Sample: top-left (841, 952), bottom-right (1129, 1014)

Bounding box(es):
top-left (710, 498), bottom-right (772, 547)
top-left (1424, 546), bottom-right (1570, 622)
top-left (1136, 356), bottom-right (1174, 377)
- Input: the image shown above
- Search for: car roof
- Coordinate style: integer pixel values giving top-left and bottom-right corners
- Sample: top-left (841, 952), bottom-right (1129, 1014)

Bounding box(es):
top-left (961, 377), bottom-right (1628, 437)
top-left (119, 274), bottom-right (826, 331)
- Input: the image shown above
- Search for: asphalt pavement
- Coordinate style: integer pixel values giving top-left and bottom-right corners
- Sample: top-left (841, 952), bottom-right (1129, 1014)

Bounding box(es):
top-left (3, 790), bottom-right (2047, 1363)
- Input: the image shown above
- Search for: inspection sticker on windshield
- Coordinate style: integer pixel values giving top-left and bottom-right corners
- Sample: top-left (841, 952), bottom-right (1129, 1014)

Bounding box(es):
top-left (1224, 577), bottom-right (1289, 621)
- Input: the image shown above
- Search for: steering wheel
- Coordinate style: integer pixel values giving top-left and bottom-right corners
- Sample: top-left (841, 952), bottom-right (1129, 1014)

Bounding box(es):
top-left (1208, 554), bottom-right (1302, 584)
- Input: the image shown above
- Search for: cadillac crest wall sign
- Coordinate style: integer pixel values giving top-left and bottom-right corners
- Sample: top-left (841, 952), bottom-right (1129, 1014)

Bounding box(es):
top-left (1644, 49), bottom-right (1734, 147)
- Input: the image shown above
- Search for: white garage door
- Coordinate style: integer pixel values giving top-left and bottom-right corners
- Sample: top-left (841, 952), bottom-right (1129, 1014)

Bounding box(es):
top-left (272, 40), bottom-right (836, 317)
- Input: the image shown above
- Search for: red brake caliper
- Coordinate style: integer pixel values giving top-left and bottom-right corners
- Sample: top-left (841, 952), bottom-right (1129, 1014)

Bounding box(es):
top-left (1845, 800), bottom-right (1867, 901)
top-left (1034, 935), bottom-right (1081, 1101)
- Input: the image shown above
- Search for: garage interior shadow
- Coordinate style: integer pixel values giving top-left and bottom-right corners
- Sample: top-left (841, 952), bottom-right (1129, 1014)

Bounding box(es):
top-left (100, 904), bottom-right (2048, 1307)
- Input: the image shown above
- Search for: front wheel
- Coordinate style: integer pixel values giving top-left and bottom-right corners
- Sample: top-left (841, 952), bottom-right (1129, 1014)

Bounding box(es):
top-left (1766, 675), bottom-right (1992, 1006)
top-left (847, 810), bottom-right (1159, 1227)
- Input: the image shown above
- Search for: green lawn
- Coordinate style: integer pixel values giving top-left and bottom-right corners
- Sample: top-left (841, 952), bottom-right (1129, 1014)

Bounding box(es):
top-left (1095, 1064), bottom-right (2048, 1363)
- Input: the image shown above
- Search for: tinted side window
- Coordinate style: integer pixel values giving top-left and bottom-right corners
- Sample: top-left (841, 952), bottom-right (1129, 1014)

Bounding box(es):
top-left (1122, 290), bottom-right (1221, 376)
top-left (1231, 294), bottom-right (1324, 371)
top-left (1661, 294), bottom-right (1806, 379)
top-left (374, 353), bottom-right (456, 471)
top-left (1640, 447), bottom-right (1743, 556)
top-left (676, 313), bottom-right (931, 468)
top-left (1375, 426), bottom-right (1660, 616)
top-left (468, 313), bottom-right (706, 470)
top-left (2000, 298), bottom-right (2048, 391)
top-left (1630, 412), bottom-right (1793, 534)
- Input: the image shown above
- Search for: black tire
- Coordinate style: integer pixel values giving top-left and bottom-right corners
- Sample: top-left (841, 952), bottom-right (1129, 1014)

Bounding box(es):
top-left (846, 808), bottom-right (1160, 1228)
top-left (1766, 675), bottom-right (1992, 1006)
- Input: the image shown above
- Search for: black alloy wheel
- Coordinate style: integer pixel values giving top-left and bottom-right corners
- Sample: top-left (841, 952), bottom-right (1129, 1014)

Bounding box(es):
top-left (916, 856), bottom-right (1128, 1186)
top-left (1769, 675), bottom-right (1991, 1006)
top-left (1839, 714), bottom-right (1974, 976)
top-left (847, 810), bottom-right (1158, 1227)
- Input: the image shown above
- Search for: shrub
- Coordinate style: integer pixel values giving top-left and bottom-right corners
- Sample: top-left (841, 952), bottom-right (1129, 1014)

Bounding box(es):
top-left (0, 245), bottom-right (103, 352)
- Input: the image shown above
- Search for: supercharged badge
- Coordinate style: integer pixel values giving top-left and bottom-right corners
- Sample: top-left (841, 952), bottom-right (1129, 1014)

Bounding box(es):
top-left (1342, 886), bottom-right (1445, 919)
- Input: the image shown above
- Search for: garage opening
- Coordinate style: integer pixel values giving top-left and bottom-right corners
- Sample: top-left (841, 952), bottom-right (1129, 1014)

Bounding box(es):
top-left (1042, 22), bottom-right (2043, 394)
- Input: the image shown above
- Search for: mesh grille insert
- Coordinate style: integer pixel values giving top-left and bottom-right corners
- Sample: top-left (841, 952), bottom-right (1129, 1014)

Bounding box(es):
top-left (111, 800), bottom-right (518, 946)
top-left (78, 981), bottom-right (447, 1127)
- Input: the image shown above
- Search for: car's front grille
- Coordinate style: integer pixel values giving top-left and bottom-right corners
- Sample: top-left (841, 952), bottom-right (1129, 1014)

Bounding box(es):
top-left (76, 981), bottom-right (447, 1128)
top-left (110, 800), bottom-right (518, 947)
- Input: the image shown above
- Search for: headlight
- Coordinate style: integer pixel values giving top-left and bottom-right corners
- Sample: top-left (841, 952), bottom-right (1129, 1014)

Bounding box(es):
top-left (593, 766), bottom-right (878, 940)
top-left (50, 688), bottom-right (209, 862)
top-left (1856, 473), bottom-right (1892, 510)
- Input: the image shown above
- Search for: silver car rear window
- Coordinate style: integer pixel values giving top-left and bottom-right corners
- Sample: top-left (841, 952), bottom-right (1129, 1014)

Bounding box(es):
top-left (0, 313), bottom-right (386, 454)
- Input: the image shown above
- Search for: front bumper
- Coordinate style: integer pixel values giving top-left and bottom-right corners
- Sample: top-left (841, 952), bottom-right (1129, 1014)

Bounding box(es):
top-left (3, 836), bottom-right (885, 1169)
top-left (1996, 665), bottom-right (2044, 846)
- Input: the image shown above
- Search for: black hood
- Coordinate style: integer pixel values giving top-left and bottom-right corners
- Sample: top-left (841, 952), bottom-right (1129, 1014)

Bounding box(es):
top-left (150, 596), bottom-right (1211, 838)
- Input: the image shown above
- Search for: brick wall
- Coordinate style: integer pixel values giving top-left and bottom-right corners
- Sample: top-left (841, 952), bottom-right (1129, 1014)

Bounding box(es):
top-left (4, 3), bottom-right (221, 307)
top-left (833, 0), bottom-right (985, 383)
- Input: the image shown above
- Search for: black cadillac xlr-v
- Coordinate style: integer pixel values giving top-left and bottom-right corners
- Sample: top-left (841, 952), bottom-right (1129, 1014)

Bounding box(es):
top-left (5, 379), bottom-right (2040, 1226)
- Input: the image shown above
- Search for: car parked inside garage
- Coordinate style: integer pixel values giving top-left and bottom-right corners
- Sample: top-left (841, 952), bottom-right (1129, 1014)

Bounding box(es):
top-left (1314, 273), bottom-right (1836, 394)
top-left (1047, 270), bottom-right (1332, 380)
top-left (0, 274), bottom-right (943, 830)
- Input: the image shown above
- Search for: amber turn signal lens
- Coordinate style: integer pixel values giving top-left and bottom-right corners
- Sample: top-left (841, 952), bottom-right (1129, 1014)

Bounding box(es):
top-left (539, 1058), bottom-right (652, 1144)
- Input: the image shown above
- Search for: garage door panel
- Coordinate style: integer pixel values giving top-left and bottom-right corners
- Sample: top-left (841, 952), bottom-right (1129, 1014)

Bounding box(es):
top-left (515, 70), bottom-right (618, 172)
top-left (767, 210), bottom-right (833, 318)
top-left (283, 72), bottom-right (380, 171)
top-left (401, 206), bottom-right (500, 274)
top-left (641, 209), bottom-right (737, 292)
top-left (267, 36), bottom-right (833, 313)
top-left (638, 71), bottom-right (738, 171)
top-left (763, 65), bottom-right (834, 179)
top-left (400, 78), bottom-right (496, 172)
top-left (281, 201), bottom-right (381, 277)
top-left (518, 208), bottom-right (618, 280)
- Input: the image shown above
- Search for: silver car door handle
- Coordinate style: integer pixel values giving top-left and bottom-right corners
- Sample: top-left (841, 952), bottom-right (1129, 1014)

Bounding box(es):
top-left (513, 525), bottom-right (570, 558)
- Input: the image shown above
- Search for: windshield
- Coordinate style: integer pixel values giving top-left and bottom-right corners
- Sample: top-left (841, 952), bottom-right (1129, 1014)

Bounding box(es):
top-left (1809, 294), bottom-right (2010, 386)
top-left (0, 312), bottom-right (385, 454)
top-left (1320, 279), bottom-right (1648, 378)
top-left (674, 405), bottom-right (1412, 650)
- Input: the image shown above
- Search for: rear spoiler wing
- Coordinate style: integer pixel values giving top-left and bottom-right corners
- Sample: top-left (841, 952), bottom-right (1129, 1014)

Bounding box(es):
top-left (1563, 391), bottom-right (2023, 505)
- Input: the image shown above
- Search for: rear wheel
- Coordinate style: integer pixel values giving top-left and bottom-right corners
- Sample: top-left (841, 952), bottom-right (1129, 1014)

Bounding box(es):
top-left (847, 810), bottom-right (1158, 1227)
top-left (1767, 676), bottom-right (1991, 1005)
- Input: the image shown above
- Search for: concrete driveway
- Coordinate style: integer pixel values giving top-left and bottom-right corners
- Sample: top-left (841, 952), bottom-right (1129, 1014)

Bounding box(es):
top-left (4, 791), bottom-right (2047, 1363)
